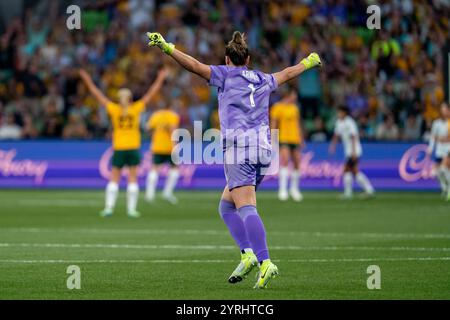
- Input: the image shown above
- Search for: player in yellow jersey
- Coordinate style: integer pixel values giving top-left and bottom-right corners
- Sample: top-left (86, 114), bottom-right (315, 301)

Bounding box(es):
top-left (145, 100), bottom-right (180, 204)
top-left (79, 68), bottom-right (168, 217)
top-left (270, 89), bottom-right (304, 202)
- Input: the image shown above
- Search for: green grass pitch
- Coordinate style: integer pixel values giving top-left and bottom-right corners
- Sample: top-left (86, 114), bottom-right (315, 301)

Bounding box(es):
top-left (0, 190), bottom-right (449, 299)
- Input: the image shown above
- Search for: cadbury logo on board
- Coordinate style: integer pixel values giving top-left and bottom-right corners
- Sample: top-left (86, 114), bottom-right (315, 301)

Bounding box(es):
top-left (0, 149), bottom-right (48, 184)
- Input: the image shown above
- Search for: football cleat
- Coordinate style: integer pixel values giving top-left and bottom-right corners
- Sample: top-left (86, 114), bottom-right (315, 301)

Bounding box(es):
top-left (278, 190), bottom-right (289, 201)
top-left (145, 193), bottom-right (155, 203)
top-left (359, 192), bottom-right (375, 200)
top-left (289, 188), bottom-right (303, 202)
top-left (254, 260), bottom-right (279, 289)
top-left (127, 210), bottom-right (141, 218)
top-left (99, 209), bottom-right (113, 217)
top-left (228, 251), bottom-right (258, 284)
top-left (339, 194), bottom-right (353, 200)
top-left (162, 193), bottom-right (178, 205)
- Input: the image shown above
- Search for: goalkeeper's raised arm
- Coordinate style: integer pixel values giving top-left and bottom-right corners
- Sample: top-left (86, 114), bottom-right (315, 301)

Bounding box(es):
top-left (147, 32), bottom-right (321, 87)
top-left (272, 53), bottom-right (322, 86)
top-left (147, 32), bottom-right (211, 81)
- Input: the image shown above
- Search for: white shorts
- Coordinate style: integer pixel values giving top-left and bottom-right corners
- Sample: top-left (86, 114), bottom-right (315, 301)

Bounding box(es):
top-left (436, 144), bottom-right (450, 158)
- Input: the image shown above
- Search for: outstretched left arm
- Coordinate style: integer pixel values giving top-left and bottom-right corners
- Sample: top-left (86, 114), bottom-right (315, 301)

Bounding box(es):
top-left (170, 48), bottom-right (211, 81)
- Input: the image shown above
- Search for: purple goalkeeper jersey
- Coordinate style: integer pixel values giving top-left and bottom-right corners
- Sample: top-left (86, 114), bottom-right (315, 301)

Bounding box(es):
top-left (209, 65), bottom-right (278, 150)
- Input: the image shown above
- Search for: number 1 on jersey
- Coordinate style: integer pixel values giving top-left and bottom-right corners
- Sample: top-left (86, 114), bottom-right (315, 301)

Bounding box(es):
top-left (248, 83), bottom-right (256, 107)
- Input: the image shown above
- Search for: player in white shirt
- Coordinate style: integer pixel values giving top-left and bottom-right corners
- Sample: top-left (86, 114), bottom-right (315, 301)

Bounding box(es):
top-left (329, 106), bottom-right (374, 199)
top-left (427, 103), bottom-right (450, 198)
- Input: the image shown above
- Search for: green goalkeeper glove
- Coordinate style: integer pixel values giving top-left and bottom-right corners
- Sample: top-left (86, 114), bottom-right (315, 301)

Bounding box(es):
top-left (147, 32), bottom-right (175, 55)
top-left (300, 53), bottom-right (322, 70)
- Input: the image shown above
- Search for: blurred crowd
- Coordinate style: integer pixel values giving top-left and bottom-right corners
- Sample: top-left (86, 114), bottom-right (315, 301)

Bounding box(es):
top-left (0, 0), bottom-right (449, 142)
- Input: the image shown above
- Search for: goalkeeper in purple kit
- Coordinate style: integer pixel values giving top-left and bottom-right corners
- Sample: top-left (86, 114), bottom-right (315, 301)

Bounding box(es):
top-left (147, 31), bottom-right (321, 289)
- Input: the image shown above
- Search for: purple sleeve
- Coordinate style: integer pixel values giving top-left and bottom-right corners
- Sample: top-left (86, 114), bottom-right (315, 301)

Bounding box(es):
top-left (208, 65), bottom-right (229, 89)
top-left (265, 73), bottom-right (278, 92)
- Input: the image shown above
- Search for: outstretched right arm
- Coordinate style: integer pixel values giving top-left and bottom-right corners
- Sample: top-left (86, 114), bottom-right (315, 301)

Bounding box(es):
top-left (273, 53), bottom-right (322, 86)
top-left (78, 69), bottom-right (111, 107)
top-left (147, 32), bottom-right (211, 81)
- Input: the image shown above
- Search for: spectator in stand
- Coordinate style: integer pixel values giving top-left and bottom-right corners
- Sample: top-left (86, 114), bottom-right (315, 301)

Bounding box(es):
top-left (371, 31), bottom-right (401, 77)
top-left (0, 113), bottom-right (22, 139)
top-left (14, 62), bottom-right (47, 98)
top-left (402, 113), bottom-right (422, 141)
top-left (41, 83), bottom-right (64, 114)
top-left (69, 97), bottom-right (91, 121)
top-left (0, 0), bottom-right (448, 141)
top-left (346, 84), bottom-right (368, 117)
top-left (128, 0), bottom-right (155, 30)
top-left (308, 116), bottom-right (329, 142)
top-left (376, 114), bottom-right (400, 141)
top-left (86, 112), bottom-right (107, 139)
top-left (358, 113), bottom-right (376, 141)
top-left (21, 113), bottom-right (39, 139)
top-left (63, 114), bottom-right (89, 140)
top-left (41, 100), bottom-right (63, 138)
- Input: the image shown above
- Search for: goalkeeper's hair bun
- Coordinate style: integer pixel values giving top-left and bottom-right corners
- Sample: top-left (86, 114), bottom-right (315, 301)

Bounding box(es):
top-left (231, 31), bottom-right (245, 45)
top-left (226, 31), bottom-right (249, 66)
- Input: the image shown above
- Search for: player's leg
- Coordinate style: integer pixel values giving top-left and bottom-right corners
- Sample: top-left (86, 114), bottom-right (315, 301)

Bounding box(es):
top-left (145, 154), bottom-right (161, 202)
top-left (278, 145), bottom-right (290, 201)
top-left (443, 154), bottom-right (450, 201)
top-left (289, 145), bottom-right (303, 202)
top-left (434, 159), bottom-right (447, 196)
top-left (125, 150), bottom-right (141, 217)
top-left (231, 185), bottom-right (278, 289)
top-left (219, 187), bottom-right (256, 283)
top-left (223, 147), bottom-right (277, 288)
top-left (353, 159), bottom-right (375, 197)
top-left (126, 165), bottom-right (140, 217)
top-left (342, 159), bottom-right (354, 199)
top-left (101, 166), bottom-right (120, 217)
top-left (102, 150), bottom-right (123, 216)
top-left (162, 157), bottom-right (179, 204)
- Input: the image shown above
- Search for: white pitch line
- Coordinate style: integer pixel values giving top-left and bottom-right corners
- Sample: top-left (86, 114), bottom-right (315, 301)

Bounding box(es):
top-left (1, 242), bottom-right (450, 252)
top-left (284, 257), bottom-right (450, 263)
top-left (3, 227), bottom-right (450, 239)
top-left (1, 199), bottom-right (101, 207)
top-left (0, 257), bottom-right (450, 264)
top-left (0, 243), bottom-right (233, 250)
top-left (0, 259), bottom-right (234, 264)
top-left (2, 228), bottom-right (228, 236)
top-left (2, 199), bottom-right (215, 209)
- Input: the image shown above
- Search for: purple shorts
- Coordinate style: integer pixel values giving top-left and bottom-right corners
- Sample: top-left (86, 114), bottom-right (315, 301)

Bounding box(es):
top-left (223, 147), bottom-right (272, 191)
